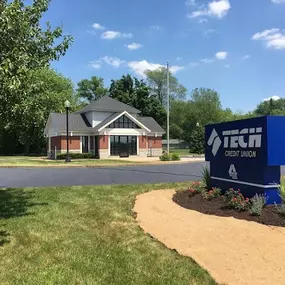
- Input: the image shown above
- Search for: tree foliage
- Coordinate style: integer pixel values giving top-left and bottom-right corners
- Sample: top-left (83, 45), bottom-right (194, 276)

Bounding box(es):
top-left (77, 76), bottom-right (108, 102)
top-left (0, 0), bottom-right (73, 153)
top-left (145, 67), bottom-right (187, 105)
top-left (254, 98), bottom-right (285, 116)
top-left (109, 74), bottom-right (167, 128)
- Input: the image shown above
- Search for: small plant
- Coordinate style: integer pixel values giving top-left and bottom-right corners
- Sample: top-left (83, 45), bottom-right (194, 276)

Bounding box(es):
top-left (250, 194), bottom-right (266, 216)
top-left (57, 153), bottom-right (93, 160)
top-left (171, 153), bottom-right (181, 161)
top-left (224, 188), bottom-right (250, 211)
top-left (188, 181), bottom-right (204, 196)
top-left (275, 204), bottom-right (285, 217)
top-left (201, 166), bottom-right (211, 190)
top-left (159, 153), bottom-right (171, 161)
top-left (202, 187), bottom-right (221, 201)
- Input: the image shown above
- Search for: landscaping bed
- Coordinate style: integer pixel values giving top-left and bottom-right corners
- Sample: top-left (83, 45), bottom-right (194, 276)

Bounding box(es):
top-left (173, 190), bottom-right (285, 227)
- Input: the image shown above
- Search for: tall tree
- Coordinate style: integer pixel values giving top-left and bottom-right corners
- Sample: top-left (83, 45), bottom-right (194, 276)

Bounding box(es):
top-left (77, 76), bottom-right (108, 102)
top-left (109, 74), bottom-right (166, 128)
top-left (145, 67), bottom-right (187, 105)
top-left (0, 0), bottom-right (73, 153)
top-left (254, 98), bottom-right (285, 116)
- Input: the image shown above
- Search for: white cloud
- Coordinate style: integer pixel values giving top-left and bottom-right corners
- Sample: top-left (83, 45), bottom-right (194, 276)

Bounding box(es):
top-left (101, 56), bottom-right (125, 68)
top-left (199, 18), bottom-right (208, 23)
top-left (215, 51), bottom-right (228, 60)
top-left (101, 30), bottom-right (133, 40)
top-left (200, 58), bottom-right (215, 63)
top-left (176, 56), bottom-right (183, 61)
top-left (264, 95), bottom-right (281, 101)
top-left (127, 43), bottom-right (143, 50)
top-left (92, 23), bottom-right (105, 30)
top-left (150, 25), bottom-right (162, 30)
top-left (189, 0), bottom-right (231, 19)
top-left (241, 54), bottom-right (250, 60)
top-left (252, 28), bottom-right (285, 49)
top-left (272, 0), bottom-right (285, 3)
top-left (205, 29), bottom-right (218, 35)
top-left (224, 64), bottom-right (230, 68)
top-left (89, 61), bottom-right (101, 69)
top-left (128, 60), bottom-right (184, 77)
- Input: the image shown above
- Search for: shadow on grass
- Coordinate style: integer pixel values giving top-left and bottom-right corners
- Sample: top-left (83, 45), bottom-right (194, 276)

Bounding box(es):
top-left (0, 188), bottom-right (47, 219)
top-left (0, 188), bottom-right (48, 246)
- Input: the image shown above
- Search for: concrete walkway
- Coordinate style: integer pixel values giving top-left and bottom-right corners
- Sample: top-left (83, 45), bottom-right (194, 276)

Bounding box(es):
top-left (134, 190), bottom-right (285, 285)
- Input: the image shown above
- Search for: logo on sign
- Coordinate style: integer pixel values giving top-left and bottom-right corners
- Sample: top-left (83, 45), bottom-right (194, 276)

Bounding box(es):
top-left (229, 164), bottom-right (238, 180)
top-left (208, 127), bottom-right (263, 157)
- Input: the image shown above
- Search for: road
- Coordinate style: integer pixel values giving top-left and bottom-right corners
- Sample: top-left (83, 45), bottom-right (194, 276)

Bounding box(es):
top-left (0, 162), bottom-right (207, 188)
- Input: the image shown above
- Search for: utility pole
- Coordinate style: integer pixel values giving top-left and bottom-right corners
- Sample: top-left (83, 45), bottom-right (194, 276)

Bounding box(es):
top-left (167, 61), bottom-right (170, 155)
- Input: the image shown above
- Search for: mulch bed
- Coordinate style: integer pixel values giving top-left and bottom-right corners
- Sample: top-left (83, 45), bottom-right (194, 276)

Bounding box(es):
top-left (173, 190), bottom-right (285, 227)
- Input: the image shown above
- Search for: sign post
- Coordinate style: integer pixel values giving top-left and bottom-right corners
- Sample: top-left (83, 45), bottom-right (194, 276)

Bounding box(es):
top-left (205, 116), bottom-right (285, 205)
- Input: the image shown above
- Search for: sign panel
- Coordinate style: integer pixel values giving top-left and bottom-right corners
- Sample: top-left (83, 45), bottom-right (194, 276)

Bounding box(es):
top-left (205, 116), bottom-right (285, 204)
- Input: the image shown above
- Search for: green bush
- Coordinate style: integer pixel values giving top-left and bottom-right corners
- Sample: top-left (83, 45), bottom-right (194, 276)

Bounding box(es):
top-left (159, 153), bottom-right (181, 161)
top-left (57, 153), bottom-right (93, 160)
top-left (201, 166), bottom-right (211, 190)
top-left (202, 187), bottom-right (221, 201)
top-left (171, 153), bottom-right (181, 161)
top-left (159, 153), bottom-right (171, 161)
top-left (189, 127), bottom-right (205, 154)
top-left (275, 204), bottom-right (285, 217)
top-left (188, 181), bottom-right (205, 196)
top-left (224, 188), bottom-right (250, 211)
top-left (250, 194), bottom-right (265, 216)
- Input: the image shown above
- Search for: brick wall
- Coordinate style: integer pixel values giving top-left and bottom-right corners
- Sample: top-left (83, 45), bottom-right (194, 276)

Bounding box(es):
top-left (99, 135), bottom-right (108, 149)
top-left (139, 136), bottom-right (147, 149)
top-left (148, 137), bottom-right (162, 148)
top-left (51, 137), bottom-right (61, 151)
top-left (61, 136), bottom-right (81, 150)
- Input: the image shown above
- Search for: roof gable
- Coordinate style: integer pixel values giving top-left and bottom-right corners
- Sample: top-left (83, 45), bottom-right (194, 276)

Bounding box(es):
top-left (78, 96), bottom-right (141, 114)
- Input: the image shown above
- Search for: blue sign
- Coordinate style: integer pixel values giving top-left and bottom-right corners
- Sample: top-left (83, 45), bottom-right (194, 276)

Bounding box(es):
top-left (205, 116), bottom-right (285, 204)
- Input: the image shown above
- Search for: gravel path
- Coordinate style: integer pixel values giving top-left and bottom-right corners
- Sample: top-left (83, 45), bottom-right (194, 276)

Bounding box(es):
top-left (134, 190), bottom-right (285, 285)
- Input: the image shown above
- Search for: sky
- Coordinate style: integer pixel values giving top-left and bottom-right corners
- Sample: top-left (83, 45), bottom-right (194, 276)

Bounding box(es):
top-left (40, 0), bottom-right (285, 112)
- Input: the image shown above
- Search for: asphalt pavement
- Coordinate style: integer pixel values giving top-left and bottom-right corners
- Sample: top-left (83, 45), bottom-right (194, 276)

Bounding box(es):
top-left (0, 162), bottom-right (207, 188)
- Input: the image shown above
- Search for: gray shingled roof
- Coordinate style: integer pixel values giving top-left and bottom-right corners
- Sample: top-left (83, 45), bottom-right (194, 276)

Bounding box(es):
top-left (78, 96), bottom-right (141, 114)
top-left (139, 117), bottom-right (165, 133)
top-left (50, 113), bottom-right (91, 132)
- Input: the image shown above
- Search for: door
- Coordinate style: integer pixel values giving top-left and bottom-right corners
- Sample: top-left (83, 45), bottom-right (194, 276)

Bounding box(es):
top-left (119, 136), bottom-right (129, 157)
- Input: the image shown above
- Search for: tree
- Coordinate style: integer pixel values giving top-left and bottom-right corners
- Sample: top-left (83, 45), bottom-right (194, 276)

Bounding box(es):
top-left (145, 67), bottom-right (187, 105)
top-left (254, 98), bottom-right (285, 116)
top-left (188, 126), bottom-right (205, 154)
top-left (0, 0), bottom-right (73, 153)
top-left (77, 76), bottom-right (108, 102)
top-left (109, 74), bottom-right (167, 128)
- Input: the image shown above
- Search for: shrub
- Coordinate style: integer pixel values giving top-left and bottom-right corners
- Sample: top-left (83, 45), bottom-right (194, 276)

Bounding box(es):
top-left (202, 187), bottom-right (221, 201)
top-left (171, 153), bottom-right (181, 161)
top-left (159, 153), bottom-right (171, 161)
top-left (188, 181), bottom-right (204, 196)
top-left (57, 153), bottom-right (93, 160)
top-left (224, 188), bottom-right (250, 211)
top-left (278, 177), bottom-right (285, 203)
top-left (250, 194), bottom-right (266, 216)
top-left (201, 166), bottom-right (211, 190)
top-left (275, 204), bottom-right (285, 217)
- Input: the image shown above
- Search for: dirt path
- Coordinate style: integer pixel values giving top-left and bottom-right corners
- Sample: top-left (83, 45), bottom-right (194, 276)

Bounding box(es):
top-left (134, 190), bottom-right (285, 285)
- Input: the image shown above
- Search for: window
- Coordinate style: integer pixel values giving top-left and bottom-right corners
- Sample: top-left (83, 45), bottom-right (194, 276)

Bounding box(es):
top-left (82, 136), bottom-right (89, 153)
top-left (110, 136), bottom-right (137, 156)
top-left (108, 115), bottom-right (140, 129)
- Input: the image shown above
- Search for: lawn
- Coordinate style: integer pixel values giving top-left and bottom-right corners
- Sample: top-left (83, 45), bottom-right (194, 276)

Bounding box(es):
top-left (166, 148), bottom-right (199, 156)
top-left (0, 156), bottom-right (143, 167)
top-left (0, 183), bottom-right (215, 285)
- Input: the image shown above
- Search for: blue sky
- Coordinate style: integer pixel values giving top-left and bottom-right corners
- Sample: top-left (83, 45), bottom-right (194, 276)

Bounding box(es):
top-left (42, 0), bottom-right (285, 112)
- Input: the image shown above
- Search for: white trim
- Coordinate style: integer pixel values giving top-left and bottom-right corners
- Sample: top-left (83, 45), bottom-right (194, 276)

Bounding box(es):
top-left (98, 111), bottom-right (151, 132)
top-left (211, 176), bottom-right (280, 188)
top-left (80, 136), bottom-right (82, 154)
top-left (48, 137), bottom-right (51, 153)
top-left (137, 136), bottom-right (139, 155)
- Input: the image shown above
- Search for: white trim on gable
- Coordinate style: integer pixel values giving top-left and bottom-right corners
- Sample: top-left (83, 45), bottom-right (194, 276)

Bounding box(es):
top-left (98, 111), bottom-right (151, 132)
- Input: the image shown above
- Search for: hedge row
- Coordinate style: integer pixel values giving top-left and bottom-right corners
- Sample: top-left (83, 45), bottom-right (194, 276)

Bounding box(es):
top-left (56, 153), bottom-right (93, 160)
top-left (159, 153), bottom-right (181, 161)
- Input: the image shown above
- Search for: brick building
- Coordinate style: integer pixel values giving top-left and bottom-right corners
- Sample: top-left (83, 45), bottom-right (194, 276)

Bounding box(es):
top-left (44, 96), bottom-right (164, 159)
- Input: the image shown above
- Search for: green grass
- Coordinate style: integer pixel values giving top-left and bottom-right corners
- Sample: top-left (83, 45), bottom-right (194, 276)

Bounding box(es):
top-left (165, 148), bottom-right (193, 155)
top-left (0, 183), bottom-right (216, 285)
top-left (0, 156), bottom-right (142, 167)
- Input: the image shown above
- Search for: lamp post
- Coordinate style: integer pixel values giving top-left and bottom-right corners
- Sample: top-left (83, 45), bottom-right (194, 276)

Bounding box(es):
top-left (64, 100), bottom-right (71, 163)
